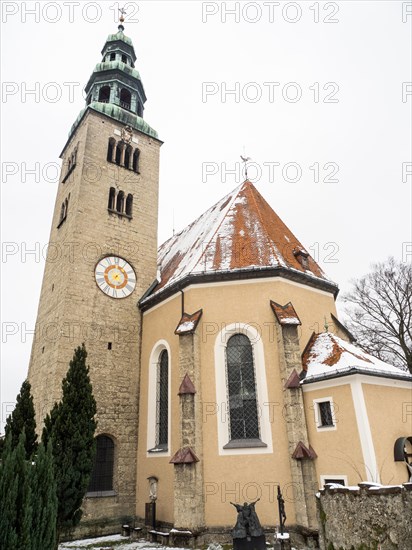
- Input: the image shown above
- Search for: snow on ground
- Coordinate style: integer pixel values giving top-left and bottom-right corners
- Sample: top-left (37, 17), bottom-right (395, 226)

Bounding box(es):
top-left (58, 533), bottom-right (304, 550)
top-left (59, 534), bottom-right (188, 550)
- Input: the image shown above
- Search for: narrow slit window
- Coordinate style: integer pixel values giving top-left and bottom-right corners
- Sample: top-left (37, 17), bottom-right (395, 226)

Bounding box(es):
top-left (156, 350), bottom-right (169, 449)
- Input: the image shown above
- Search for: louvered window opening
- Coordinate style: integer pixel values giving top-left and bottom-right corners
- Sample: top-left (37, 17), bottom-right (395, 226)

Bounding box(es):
top-left (156, 350), bottom-right (169, 447)
top-left (226, 334), bottom-right (260, 441)
top-left (319, 401), bottom-right (334, 427)
top-left (88, 435), bottom-right (114, 492)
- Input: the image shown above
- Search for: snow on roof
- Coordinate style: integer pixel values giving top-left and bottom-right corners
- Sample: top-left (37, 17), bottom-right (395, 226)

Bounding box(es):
top-left (153, 181), bottom-right (330, 296)
top-left (302, 332), bottom-right (412, 382)
top-left (174, 310), bottom-right (203, 335)
top-left (270, 300), bottom-right (301, 326)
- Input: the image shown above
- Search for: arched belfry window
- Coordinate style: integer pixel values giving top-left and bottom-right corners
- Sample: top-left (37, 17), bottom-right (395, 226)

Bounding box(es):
top-left (126, 194), bottom-right (133, 217)
top-left (156, 350), bottom-right (169, 449)
top-left (107, 138), bottom-right (116, 163)
top-left (88, 435), bottom-right (115, 493)
top-left (132, 149), bottom-right (140, 173)
top-left (98, 86), bottom-right (110, 103)
top-left (116, 191), bottom-right (125, 213)
top-left (120, 88), bottom-right (131, 110)
top-left (124, 145), bottom-right (132, 170)
top-left (226, 334), bottom-right (260, 442)
top-left (115, 143), bottom-right (122, 166)
top-left (108, 187), bottom-right (116, 210)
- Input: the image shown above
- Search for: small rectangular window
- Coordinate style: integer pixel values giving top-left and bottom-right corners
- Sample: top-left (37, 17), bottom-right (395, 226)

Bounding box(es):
top-left (108, 342), bottom-right (112, 350)
top-left (320, 475), bottom-right (348, 488)
top-left (318, 401), bottom-right (334, 427)
top-left (313, 397), bottom-right (336, 431)
top-left (324, 478), bottom-right (346, 485)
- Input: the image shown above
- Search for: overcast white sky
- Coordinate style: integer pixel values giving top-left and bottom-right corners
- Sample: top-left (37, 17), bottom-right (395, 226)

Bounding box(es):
top-left (1, 0), bottom-right (411, 431)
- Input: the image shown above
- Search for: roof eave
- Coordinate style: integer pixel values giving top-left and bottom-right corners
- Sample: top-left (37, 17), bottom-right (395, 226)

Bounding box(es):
top-left (301, 367), bottom-right (412, 385)
top-left (139, 265), bottom-right (339, 312)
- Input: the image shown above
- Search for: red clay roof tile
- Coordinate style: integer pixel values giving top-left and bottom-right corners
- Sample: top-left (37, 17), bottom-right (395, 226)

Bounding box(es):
top-left (154, 181), bottom-right (329, 295)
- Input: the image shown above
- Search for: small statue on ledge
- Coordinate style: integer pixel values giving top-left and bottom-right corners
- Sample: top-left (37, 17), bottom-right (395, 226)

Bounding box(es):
top-left (230, 499), bottom-right (266, 549)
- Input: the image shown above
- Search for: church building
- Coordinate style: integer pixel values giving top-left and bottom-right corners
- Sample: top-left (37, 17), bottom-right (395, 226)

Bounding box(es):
top-left (27, 21), bottom-right (412, 546)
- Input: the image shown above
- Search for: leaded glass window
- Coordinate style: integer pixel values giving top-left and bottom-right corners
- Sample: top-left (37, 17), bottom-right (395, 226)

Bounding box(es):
top-left (88, 435), bottom-right (114, 493)
top-left (226, 334), bottom-right (260, 441)
top-left (318, 401), bottom-right (334, 427)
top-left (156, 350), bottom-right (169, 448)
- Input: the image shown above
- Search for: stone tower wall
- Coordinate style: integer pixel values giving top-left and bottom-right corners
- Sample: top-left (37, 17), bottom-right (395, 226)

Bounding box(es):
top-left (28, 108), bottom-right (161, 530)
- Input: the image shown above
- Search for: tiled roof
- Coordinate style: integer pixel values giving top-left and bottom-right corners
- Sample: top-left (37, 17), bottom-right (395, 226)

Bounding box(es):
top-left (174, 310), bottom-right (203, 335)
top-left (270, 301), bottom-right (301, 326)
top-left (301, 332), bottom-right (412, 382)
top-left (153, 181), bottom-right (331, 296)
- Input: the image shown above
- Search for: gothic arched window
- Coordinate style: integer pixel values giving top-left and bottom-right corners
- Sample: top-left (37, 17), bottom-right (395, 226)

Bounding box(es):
top-left (108, 187), bottom-right (116, 210)
top-left (126, 194), bottom-right (133, 217)
top-left (88, 435), bottom-right (115, 493)
top-left (98, 86), bottom-right (110, 103)
top-left (226, 334), bottom-right (260, 441)
top-left (156, 350), bottom-right (169, 449)
top-left (132, 149), bottom-right (140, 173)
top-left (120, 88), bottom-right (131, 110)
top-left (116, 191), bottom-right (125, 213)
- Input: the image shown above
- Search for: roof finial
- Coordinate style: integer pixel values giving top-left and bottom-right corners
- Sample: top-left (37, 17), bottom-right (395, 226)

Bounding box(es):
top-left (118, 6), bottom-right (126, 31)
top-left (240, 150), bottom-right (251, 181)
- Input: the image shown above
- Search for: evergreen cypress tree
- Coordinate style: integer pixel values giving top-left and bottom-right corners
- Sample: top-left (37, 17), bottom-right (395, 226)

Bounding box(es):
top-left (3, 379), bottom-right (37, 459)
top-left (42, 344), bottom-right (97, 542)
top-left (0, 431), bottom-right (32, 549)
top-left (0, 433), bottom-right (18, 549)
top-left (30, 441), bottom-right (58, 550)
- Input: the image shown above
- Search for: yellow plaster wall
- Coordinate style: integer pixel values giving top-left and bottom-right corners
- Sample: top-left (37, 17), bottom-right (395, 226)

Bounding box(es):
top-left (303, 384), bottom-right (367, 486)
top-left (362, 382), bottom-right (412, 485)
top-left (138, 276), bottom-right (338, 527)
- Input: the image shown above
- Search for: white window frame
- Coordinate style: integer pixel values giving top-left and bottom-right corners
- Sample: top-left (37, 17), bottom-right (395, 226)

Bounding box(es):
top-left (214, 323), bottom-right (273, 456)
top-left (313, 397), bottom-right (337, 432)
top-left (146, 340), bottom-right (171, 457)
top-left (320, 474), bottom-right (348, 488)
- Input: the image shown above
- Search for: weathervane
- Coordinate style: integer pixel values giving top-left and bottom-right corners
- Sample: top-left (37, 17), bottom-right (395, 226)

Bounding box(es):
top-left (240, 154), bottom-right (251, 180)
top-left (118, 6), bottom-right (126, 30)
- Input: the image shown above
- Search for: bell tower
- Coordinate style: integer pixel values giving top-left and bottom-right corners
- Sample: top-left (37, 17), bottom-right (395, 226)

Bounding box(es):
top-left (28, 19), bottom-right (161, 531)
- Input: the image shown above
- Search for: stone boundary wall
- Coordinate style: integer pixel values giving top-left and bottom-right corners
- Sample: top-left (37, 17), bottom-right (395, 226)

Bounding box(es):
top-left (317, 482), bottom-right (412, 550)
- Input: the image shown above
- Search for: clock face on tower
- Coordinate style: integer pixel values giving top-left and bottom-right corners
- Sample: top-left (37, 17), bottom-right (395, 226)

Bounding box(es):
top-left (95, 256), bottom-right (136, 299)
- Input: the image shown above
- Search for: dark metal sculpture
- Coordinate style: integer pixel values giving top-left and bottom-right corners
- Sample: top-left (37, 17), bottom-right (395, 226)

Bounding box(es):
top-left (276, 486), bottom-right (288, 549)
top-left (230, 498), bottom-right (266, 550)
top-left (277, 486), bottom-right (287, 535)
